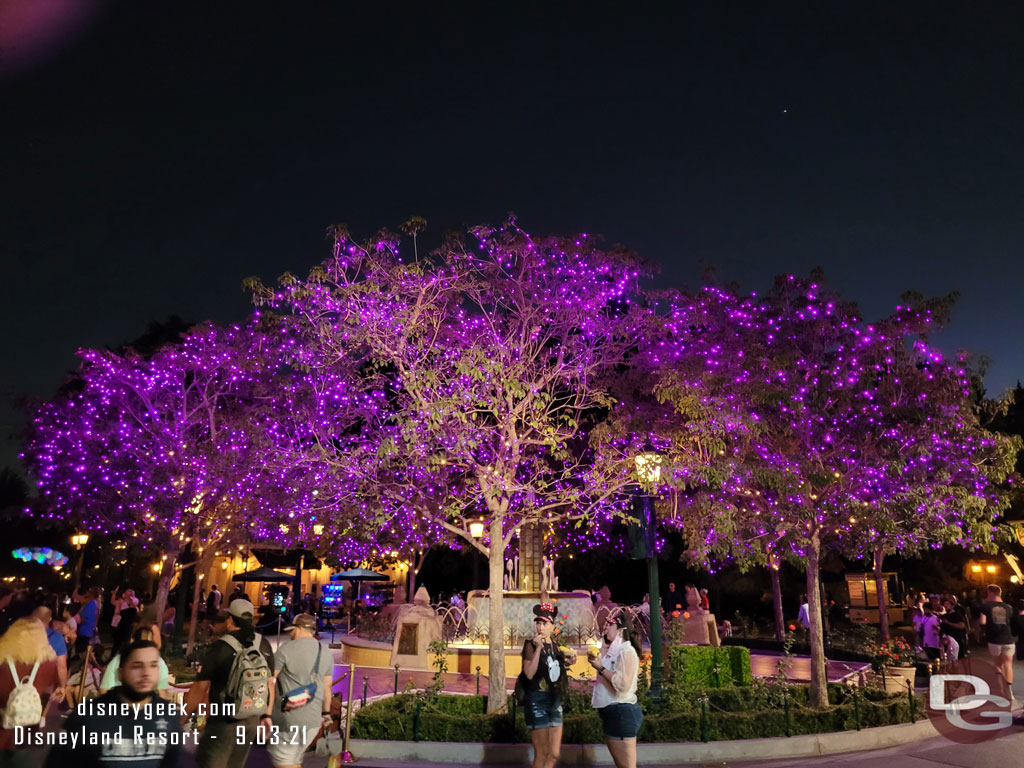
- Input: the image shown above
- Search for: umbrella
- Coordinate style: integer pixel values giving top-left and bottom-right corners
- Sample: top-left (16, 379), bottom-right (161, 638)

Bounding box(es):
top-left (331, 568), bottom-right (389, 600)
top-left (330, 568), bottom-right (388, 582)
top-left (330, 568), bottom-right (390, 636)
top-left (232, 566), bottom-right (296, 636)
top-left (232, 566), bottom-right (295, 582)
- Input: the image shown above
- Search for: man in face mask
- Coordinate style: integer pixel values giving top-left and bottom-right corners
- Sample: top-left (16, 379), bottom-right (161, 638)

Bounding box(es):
top-left (44, 640), bottom-right (191, 767)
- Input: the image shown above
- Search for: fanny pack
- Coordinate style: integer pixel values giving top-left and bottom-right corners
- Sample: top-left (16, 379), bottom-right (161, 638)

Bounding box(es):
top-left (281, 643), bottom-right (322, 712)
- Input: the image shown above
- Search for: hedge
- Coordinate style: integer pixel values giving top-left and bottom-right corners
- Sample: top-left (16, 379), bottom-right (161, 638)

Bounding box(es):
top-left (665, 645), bottom-right (753, 688)
top-left (351, 687), bottom-right (919, 743)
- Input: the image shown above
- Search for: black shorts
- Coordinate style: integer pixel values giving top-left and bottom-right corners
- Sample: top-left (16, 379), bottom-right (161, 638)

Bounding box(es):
top-left (598, 702), bottom-right (643, 739)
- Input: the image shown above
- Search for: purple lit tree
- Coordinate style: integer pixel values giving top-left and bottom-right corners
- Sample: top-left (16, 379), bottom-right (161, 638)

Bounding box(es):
top-left (830, 297), bottom-right (1020, 638)
top-left (252, 219), bottom-right (655, 711)
top-left (22, 322), bottom-right (299, 625)
top-left (652, 277), bottom-right (1016, 707)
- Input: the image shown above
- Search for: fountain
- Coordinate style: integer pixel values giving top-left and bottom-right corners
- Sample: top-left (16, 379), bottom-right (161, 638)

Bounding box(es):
top-left (462, 523), bottom-right (598, 646)
top-left (341, 524), bottom-right (600, 676)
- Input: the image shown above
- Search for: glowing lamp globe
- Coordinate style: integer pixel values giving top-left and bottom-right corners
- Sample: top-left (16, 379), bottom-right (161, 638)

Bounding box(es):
top-left (634, 443), bottom-right (663, 485)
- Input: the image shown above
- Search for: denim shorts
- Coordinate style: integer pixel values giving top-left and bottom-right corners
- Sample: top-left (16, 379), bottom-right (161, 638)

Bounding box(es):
top-left (598, 702), bottom-right (643, 739)
top-left (523, 689), bottom-right (563, 730)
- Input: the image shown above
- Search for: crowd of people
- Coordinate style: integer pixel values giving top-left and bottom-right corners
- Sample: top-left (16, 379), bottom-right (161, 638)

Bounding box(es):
top-left (0, 582), bottom-right (340, 768)
top-left (4, 574), bottom-right (1024, 768)
top-left (906, 584), bottom-right (1024, 669)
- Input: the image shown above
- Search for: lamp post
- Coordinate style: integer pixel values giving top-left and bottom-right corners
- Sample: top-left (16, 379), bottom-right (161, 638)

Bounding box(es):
top-left (71, 533), bottom-right (89, 590)
top-left (633, 444), bottom-right (664, 701)
top-left (470, 520), bottom-right (485, 590)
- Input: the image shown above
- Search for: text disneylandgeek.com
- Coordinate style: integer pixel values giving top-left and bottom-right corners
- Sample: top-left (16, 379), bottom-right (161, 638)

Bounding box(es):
top-left (13, 701), bottom-right (309, 748)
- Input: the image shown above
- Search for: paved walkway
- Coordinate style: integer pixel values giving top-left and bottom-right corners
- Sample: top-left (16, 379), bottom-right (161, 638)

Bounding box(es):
top-left (246, 730), bottom-right (1024, 768)
top-left (325, 646), bottom-right (868, 703)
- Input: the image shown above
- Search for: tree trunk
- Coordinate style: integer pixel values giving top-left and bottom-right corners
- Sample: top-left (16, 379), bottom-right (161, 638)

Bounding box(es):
top-left (407, 550), bottom-right (417, 603)
top-left (172, 566), bottom-right (191, 654)
top-left (408, 549), bottom-right (428, 603)
top-left (805, 535), bottom-right (828, 709)
top-left (172, 544), bottom-right (196, 654)
top-left (770, 563), bottom-right (785, 642)
top-left (486, 517), bottom-right (507, 714)
top-left (293, 551), bottom-right (305, 610)
top-left (873, 546), bottom-right (890, 641)
top-left (152, 545), bottom-right (180, 635)
top-left (186, 562), bottom-right (205, 656)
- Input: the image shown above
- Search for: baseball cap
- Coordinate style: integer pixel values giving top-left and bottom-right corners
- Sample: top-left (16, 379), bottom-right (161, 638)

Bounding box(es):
top-left (285, 613), bottom-right (317, 631)
top-left (228, 599), bottom-right (255, 620)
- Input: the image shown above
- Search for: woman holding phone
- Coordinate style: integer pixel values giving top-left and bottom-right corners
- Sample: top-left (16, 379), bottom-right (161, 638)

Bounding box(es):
top-left (589, 609), bottom-right (643, 768)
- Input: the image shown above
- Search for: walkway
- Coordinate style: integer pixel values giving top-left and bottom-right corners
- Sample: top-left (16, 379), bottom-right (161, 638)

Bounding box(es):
top-left (245, 729), bottom-right (1024, 768)
top-left (325, 646), bottom-right (869, 702)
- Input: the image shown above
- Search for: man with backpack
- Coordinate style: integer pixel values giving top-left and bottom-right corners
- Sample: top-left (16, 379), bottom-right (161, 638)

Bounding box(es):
top-left (194, 599), bottom-right (275, 768)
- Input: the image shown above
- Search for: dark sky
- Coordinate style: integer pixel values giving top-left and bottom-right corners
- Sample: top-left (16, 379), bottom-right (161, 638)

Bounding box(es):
top-left (3, 2), bottom-right (1023, 469)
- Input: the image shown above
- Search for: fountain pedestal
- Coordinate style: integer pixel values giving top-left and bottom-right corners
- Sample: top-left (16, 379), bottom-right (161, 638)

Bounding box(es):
top-left (390, 588), bottom-right (442, 670)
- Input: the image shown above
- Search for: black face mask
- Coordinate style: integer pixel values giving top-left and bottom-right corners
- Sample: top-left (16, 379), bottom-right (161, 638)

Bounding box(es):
top-left (119, 684), bottom-right (154, 703)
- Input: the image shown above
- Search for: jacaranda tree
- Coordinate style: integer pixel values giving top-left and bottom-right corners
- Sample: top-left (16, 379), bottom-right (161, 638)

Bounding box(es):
top-left (23, 322), bottom-right (299, 624)
top-left (252, 219), bottom-right (657, 711)
top-left (651, 276), bottom-right (1016, 707)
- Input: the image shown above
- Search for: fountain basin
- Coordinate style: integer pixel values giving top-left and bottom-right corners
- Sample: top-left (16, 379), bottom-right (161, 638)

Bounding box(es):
top-left (464, 590), bottom-right (598, 643)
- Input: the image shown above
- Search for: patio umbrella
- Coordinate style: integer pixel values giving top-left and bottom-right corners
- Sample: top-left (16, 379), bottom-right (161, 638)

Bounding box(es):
top-left (330, 568), bottom-right (390, 635)
top-left (232, 566), bottom-right (295, 582)
top-left (232, 566), bottom-right (295, 635)
top-left (330, 568), bottom-right (388, 600)
top-left (330, 568), bottom-right (388, 582)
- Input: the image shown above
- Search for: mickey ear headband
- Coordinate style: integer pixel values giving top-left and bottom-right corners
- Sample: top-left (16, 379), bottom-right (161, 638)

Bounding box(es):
top-left (606, 609), bottom-right (633, 630)
top-left (533, 603), bottom-right (556, 621)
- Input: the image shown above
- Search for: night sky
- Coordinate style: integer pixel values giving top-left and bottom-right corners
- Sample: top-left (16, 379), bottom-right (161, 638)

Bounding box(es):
top-left (3, 2), bottom-right (1023, 469)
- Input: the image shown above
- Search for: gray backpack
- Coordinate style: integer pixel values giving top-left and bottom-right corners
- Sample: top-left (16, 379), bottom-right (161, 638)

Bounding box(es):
top-left (220, 635), bottom-right (271, 720)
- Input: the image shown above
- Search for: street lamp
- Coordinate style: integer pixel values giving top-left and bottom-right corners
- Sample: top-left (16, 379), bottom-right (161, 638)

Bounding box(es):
top-left (71, 533), bottom-right (90, 589)
top-left (634, 446), bottom-right (663, 487)
top-left (470, 520), bottom-right (485, 590)
top-left (631, 443), bottom-right (664, 701)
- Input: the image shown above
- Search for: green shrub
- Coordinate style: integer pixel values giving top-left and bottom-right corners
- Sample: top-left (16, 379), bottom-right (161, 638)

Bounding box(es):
top-left (352, 687), bottom-right (919, 744)
top-left (638, 711), bottom-right (701, 742)
top-left (427, 694), bottom-right (488, 715)
top-left (665, 645), bottom-right (753, 689)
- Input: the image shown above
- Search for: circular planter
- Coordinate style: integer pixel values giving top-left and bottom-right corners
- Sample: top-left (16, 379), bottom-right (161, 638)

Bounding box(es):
top-left (880, 665), bottom-right (916, 693)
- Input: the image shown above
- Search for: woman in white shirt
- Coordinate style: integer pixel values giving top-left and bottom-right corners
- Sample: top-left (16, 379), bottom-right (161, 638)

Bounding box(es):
top-left (589, 610), bottom-right (643, 768)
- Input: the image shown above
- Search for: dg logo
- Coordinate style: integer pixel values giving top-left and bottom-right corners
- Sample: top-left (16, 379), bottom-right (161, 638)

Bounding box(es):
top-left (926, 657), bottom-right (1015, 744)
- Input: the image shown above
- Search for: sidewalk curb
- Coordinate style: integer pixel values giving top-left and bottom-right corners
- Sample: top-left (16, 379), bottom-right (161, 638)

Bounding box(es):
top-left (349, 717), bottom-right (940, 764)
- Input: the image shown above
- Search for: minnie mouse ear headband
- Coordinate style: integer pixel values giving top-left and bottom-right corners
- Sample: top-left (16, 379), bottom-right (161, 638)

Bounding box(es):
top-left (606, 608), bottom-right (633, 630)
top-left (533, 603), bottom-right (556, 622)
